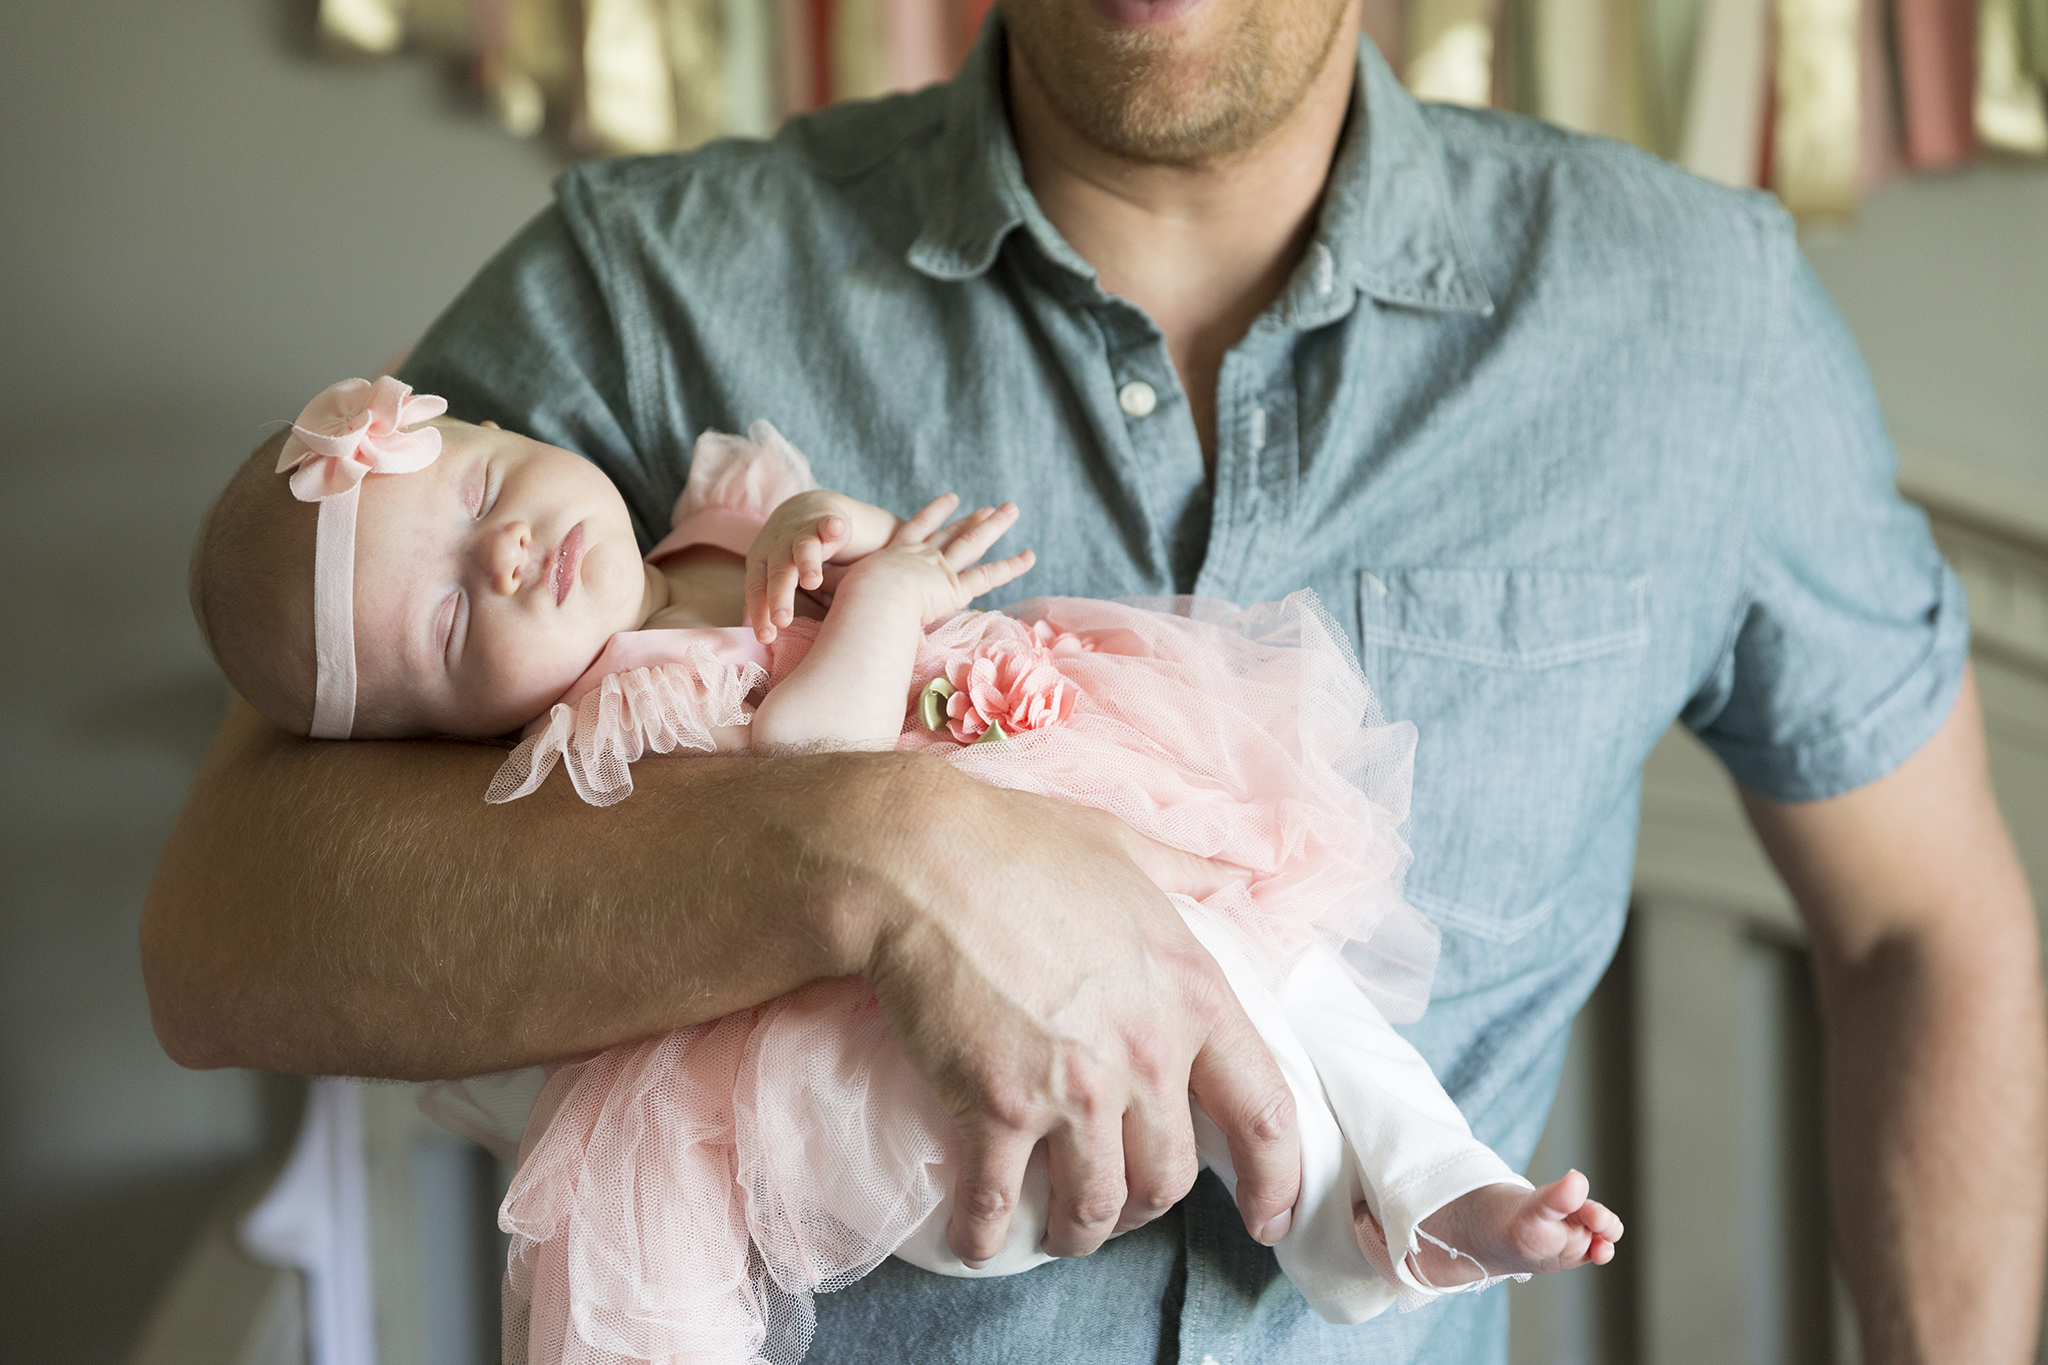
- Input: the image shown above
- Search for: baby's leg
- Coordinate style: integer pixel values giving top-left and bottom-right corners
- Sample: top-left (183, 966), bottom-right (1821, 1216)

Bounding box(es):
top-left (1276, 945), bottom-right (1622, 1297)
top-left (1405, 1170), bottom-right (1622, 1286)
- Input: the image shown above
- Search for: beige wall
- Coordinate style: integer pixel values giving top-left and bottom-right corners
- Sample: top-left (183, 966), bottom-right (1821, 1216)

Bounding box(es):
top-left (0, 3), bottom-right (2039, 1361)
top-left (0, 3), bottom-right (555, 1360)
top-left (1805, 164), bottom-right (2048, 487)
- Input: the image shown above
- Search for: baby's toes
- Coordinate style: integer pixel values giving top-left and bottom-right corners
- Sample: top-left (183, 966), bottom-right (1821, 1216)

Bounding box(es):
top-left (1535, 1170), bottom-right (1590, 1217)
top-left (1570, 1198), bottom-right (1624, 1244)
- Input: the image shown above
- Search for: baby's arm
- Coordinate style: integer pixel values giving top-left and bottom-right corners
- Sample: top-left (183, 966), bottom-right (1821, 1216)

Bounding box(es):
top-left (749, 496), bottom-right (1034, 750)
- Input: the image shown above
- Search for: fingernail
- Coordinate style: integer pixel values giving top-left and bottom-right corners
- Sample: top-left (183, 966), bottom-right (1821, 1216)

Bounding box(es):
top-left (1257, 1209), bottom-right (1292, 1245)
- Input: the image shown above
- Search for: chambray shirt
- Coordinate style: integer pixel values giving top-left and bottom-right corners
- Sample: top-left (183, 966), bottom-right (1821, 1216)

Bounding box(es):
top-left (403, 27), bottom-right (1968, 1365)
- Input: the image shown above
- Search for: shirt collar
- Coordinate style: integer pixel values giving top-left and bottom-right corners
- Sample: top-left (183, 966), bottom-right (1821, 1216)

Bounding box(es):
top-left (906, 24), bottom-right (1091, 283)
top-left (907, 27), bottom-right (1494, 322)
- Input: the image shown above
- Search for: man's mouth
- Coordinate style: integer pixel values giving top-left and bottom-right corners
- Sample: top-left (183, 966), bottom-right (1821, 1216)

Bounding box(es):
top-left (551, 523), bottom-right (586, 606)
top-left (1088, 0), bottom-right (1209, 28)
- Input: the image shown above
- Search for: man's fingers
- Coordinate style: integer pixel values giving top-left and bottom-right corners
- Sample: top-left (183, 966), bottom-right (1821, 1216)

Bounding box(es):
top-left (956, 550), bottom-right (1035, 601)
top-left (1114, 1096), bottom-right (1199, 1234)
top-left (946, 1126), bottom-right (1036, 1267)
top-left (1187, 1013), bottom-right (1300, 1245)
top-left (1040, 1117), bottom-right (1128, 1258)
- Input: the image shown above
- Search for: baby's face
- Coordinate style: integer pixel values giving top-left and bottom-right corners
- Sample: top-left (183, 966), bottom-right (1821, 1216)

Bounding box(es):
top-left (350, 421), bottom-right (653, 737)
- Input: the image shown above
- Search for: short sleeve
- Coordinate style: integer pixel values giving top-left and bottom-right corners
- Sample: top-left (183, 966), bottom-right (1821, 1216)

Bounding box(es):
top-left (397, 199), bottom-right (674, 551)
top-left (1684, 257), bottom-right (1969, 802)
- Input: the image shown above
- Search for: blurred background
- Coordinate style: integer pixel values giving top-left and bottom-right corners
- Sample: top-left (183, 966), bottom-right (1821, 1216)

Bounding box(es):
top-left (0, 1), bottom-right (2041, 1362)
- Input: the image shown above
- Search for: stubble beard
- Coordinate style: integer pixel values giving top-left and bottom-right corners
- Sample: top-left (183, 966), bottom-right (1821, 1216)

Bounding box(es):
top-left (1000, 0), bottom-right (1354, 166)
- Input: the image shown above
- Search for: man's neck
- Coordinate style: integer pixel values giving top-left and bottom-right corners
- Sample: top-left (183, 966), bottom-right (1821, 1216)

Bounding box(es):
top-left (1004, 14), bottom-right (1360, 468)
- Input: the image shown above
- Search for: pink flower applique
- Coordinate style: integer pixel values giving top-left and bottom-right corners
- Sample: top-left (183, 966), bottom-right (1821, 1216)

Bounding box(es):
top-left (939, 636), bottom-right (1079, 744)
top-left (1027, 619), bottom-right (1097, 657)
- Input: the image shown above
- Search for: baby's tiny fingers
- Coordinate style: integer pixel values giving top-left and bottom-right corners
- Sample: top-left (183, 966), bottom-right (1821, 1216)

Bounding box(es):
top-left (956, 549), bottom-right (1036, 600)
top-left (1571, 1200), bottom-right (1623, 1242)
top-left (807, 515), bottom-right (851, 582)
top-left (894, 493), bottom-right (962, 547)
top-left (935, 506), bottom-right (995, 544)
top-left (793, 530), bottom-right (828, 592)
top-left (942, 503), bottom-right (1020, 571)
top-left (765, 557), bottom-right (803, 628)
top-left (745, 557), bottom-right (778, 644)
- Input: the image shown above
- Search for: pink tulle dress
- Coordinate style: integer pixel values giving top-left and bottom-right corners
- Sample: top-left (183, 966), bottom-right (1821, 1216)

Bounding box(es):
top-left (432, 425), bottom-right (1531, 1365)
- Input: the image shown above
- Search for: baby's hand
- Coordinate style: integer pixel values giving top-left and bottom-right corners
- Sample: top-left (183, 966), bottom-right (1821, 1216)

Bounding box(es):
top-left (836, 495), bottom-right (1035, 625)
top-left (746, 490), bottom-right (872, 643)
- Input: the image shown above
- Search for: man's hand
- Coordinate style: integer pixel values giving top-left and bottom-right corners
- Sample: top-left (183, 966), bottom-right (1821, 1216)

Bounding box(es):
top-left (1743, 666), bottom-right (2046, 1364)
top-left (854, 792), bottom-right (1302, 1263)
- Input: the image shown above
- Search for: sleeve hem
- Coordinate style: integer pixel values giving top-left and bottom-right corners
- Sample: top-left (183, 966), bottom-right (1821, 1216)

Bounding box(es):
top-left (1709, 563), bottom-right (1970, 803)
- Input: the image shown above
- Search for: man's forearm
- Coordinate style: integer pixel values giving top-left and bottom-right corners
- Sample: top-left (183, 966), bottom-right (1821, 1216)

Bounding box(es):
top-left (1818, 920), bottom-right (2047, 1362)
top-left (1747, 671), bottom-right (2047, 1362)
top-left (141, 699), bottom-right (926, 1077)
top-left (145, 694), bottom-right (1311, 1259)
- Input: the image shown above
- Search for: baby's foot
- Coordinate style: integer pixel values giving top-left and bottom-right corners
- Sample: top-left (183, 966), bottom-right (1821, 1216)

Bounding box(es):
top-left (1403, 1171), bottom-right (1622, 1288)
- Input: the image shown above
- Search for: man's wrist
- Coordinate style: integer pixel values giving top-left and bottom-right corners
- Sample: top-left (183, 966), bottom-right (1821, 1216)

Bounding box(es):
top-left (793, 748), bottom-right (968, 978)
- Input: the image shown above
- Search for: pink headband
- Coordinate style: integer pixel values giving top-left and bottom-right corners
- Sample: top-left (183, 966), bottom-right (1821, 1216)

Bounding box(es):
top-left (276, 377), bottom-right (448, 738)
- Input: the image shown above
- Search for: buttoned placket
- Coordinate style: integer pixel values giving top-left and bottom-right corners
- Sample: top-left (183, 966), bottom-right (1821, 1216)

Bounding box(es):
top-left (1085, 297), bottom-right (1212, 593)
top-left (1195, 240), bottom-right (1361, 608)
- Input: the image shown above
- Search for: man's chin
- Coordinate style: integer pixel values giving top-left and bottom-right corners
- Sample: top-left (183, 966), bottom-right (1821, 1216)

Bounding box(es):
top-left (1005, 0), bottom-right (1350, 166)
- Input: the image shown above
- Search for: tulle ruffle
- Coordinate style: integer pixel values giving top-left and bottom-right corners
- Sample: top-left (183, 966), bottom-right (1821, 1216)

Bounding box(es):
top-left (502, 982), bottom-right (954, 1365)
top-left (889, 592), bottom-right (1436, 1024)
top-left (487, 645), bottom-right (767, 808)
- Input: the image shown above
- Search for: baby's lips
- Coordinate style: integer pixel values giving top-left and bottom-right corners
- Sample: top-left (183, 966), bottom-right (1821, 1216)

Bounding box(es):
top-left (550, 522), bottom-right (587, 606)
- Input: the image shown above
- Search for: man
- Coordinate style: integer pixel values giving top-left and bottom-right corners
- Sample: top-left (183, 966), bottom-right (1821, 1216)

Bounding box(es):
top-left (150, 0), bottom-right (2045, 1360)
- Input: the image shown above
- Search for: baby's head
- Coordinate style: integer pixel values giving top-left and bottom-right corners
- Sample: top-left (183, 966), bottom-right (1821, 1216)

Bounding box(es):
top-left (192, 379), bottom-right (654, 740)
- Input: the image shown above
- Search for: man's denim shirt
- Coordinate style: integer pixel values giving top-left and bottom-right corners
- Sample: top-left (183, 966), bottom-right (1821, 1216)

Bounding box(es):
top-left (405, 27), bottom-right (1967, 1365)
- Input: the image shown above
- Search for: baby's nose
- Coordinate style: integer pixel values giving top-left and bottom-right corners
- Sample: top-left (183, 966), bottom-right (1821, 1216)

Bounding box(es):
top-left (486, 521), bottom-right (533, 595)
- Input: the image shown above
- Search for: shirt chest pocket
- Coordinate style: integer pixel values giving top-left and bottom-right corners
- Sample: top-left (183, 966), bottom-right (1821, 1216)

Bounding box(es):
top-left (1358, 568), bottom-right (1651, 942)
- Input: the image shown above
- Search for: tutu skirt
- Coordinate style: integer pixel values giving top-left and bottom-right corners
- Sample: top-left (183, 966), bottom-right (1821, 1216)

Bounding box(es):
top-left (499, 592), bottom-right (1436, 1364)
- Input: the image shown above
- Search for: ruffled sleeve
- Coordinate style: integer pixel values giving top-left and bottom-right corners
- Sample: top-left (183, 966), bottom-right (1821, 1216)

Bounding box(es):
top-left (643, 420), bottom-right (819, 563)
top-left (487, 641), bottom-right (769, 808)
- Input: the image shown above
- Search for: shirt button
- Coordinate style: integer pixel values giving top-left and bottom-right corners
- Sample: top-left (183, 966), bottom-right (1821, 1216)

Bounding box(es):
top-left (1118, 381), bottom-right (1158, 418)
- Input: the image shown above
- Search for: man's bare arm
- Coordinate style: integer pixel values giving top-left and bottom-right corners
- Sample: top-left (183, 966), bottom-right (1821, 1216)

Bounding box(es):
top-left (1743, 666), bottom-right (2046, 1363)
top-left (142, 698), bottom-right (884, 1076)
top-left (142, 697), bottom-right (1302, 1259)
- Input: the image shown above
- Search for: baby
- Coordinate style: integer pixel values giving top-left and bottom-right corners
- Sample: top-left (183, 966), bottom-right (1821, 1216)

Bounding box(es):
top-left (192, 378), bottom-right (1621, 1365)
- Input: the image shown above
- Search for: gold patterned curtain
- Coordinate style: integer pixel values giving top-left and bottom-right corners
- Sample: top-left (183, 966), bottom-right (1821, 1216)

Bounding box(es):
top-left (314, 0), bottom-right (2046, 221)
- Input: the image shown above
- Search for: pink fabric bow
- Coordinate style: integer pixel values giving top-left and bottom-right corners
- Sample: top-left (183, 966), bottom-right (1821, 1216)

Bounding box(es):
top-left (276, 376), bottom-right (447, 502)
top-left (944, 635), bottom-right (1079, 743)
